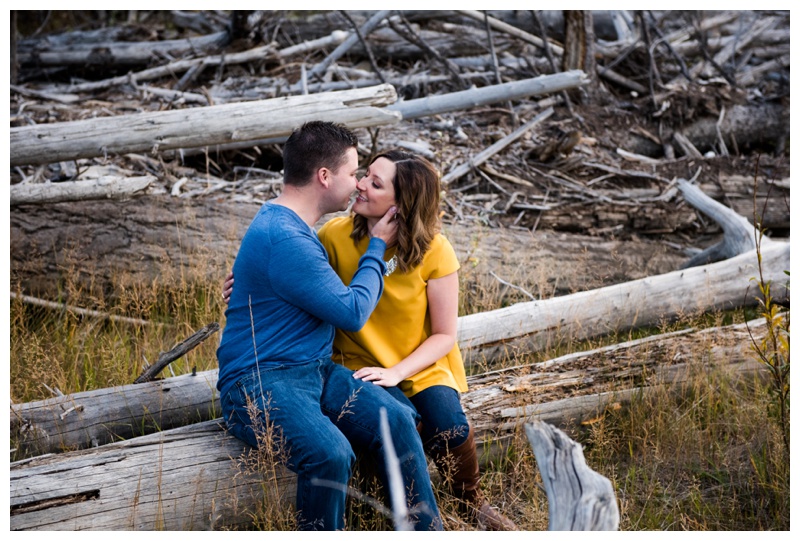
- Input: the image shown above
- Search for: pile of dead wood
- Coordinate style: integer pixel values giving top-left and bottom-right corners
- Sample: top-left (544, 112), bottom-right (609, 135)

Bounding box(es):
top-left (9, 10), bottom-right (790, 299)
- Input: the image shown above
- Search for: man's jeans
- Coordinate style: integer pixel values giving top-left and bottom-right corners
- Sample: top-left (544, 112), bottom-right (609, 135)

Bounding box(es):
top-left (220, 357), bottom-right (442, 531)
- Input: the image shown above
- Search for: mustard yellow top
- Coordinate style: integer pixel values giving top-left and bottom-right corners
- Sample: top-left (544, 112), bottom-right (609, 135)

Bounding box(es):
top-left (318, 216), bottom-right (468, 397)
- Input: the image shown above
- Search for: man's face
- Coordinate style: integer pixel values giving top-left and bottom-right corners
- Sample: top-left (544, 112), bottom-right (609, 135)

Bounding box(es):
top-left (327, 147), bottom-right (360, 212)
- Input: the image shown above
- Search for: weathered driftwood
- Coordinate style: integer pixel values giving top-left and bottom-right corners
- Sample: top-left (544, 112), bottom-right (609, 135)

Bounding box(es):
top-left (9, 175), bottom-right (155, 206)
top-left (525, 421), bottom-right (619, 530)
top-left (9, 318), bottom-right (769, 530)
top-left (60, 31), bottom-right (349, 95)
top-left (162, 72), bottom-right (586, 156)
top-left (677, 178), bottom-right (765, 267)
top-left (10, 84), bottom-right (400, 166)
top-left (11, 367), bottom-right (221, 460)
top-left (307, 10), bottom-right (391, 82)
top-left (10, 420), bottom-right (294, 531)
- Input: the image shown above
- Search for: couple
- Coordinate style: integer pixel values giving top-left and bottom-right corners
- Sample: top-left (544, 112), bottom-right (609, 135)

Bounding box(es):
top-left (216, 121), bottom-right (515, 531)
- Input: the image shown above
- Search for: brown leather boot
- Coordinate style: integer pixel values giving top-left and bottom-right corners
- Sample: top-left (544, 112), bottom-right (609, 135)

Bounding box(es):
top-left (429, 427), bottom-right (517, 531)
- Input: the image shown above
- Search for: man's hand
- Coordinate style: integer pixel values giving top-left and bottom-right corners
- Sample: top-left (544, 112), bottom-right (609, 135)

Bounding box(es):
top-left (369, 205), bottom-right (398, 246)
top-left (222, 271), bottom-right (234, 304)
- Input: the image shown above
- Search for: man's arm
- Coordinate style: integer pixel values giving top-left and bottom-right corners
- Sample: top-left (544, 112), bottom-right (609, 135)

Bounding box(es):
top-left (269, 206), bottom-right (398, 330)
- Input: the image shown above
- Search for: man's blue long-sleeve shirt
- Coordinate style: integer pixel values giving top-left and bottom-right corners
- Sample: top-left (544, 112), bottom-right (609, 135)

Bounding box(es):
top-left (216, 202), bottom-right (387, 400)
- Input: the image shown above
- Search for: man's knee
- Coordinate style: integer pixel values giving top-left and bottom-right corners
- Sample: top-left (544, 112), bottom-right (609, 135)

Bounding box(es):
top-left (302, 444), bottom-right (356, 479)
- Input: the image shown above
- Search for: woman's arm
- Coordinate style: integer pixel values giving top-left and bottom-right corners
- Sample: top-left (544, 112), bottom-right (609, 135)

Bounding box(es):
top-left (353, 270), bottom-right (459, 387)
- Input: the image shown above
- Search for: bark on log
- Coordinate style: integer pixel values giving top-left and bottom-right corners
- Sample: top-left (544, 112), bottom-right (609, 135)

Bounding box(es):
top-left (10, 84), bottom-right (401, 166)
top-left (9, 319), bottom-right (769, 530)
top-left (525, 421), bottom-right (619, 530)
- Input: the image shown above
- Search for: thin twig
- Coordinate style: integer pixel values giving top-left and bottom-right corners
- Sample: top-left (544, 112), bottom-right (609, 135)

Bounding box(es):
top-left (339, 10), bottom-right (386, 85)
top-left (133, 322), bottom-right (220, 383)
top-left (388, 12), bottom-right (467, 90)
top-left (10, 291), bottom-right (161, 327)
top-left (489, 271), bottom-right (537, 301)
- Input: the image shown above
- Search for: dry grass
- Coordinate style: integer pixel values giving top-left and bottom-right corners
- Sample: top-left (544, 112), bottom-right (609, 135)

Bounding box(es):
top-left (9, 231), bottom-right (789, 531)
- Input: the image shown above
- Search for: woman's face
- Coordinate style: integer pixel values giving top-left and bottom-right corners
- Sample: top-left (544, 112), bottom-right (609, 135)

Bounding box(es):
top-left (352, 157), bottom-right (397, 220)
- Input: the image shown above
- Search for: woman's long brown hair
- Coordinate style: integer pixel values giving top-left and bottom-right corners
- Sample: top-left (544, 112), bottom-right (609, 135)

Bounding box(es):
top-left (351, 150), bottom-right (441, 274)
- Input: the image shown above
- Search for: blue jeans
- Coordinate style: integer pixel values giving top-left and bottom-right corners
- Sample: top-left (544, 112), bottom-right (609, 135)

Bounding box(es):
top-left (383, 385), bottom-right (470, 453)
top-left (220, 357), bottom-right (442, 531)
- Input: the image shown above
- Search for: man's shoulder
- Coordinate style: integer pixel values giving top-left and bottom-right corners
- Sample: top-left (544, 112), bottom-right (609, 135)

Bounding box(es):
top-left (250, 203), bottom-right (314, 244)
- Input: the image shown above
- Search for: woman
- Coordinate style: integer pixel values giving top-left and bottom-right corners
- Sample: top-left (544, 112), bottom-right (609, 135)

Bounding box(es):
top-left (225, 150), bottom-right (516, 531)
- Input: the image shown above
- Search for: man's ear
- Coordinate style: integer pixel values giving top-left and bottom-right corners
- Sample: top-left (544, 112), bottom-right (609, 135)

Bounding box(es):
top-left (316, 167), bottom-right (331, 189)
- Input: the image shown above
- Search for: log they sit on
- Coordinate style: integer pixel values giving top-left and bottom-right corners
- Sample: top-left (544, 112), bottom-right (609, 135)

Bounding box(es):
top-left (10, 318), bottom-right (770, 530)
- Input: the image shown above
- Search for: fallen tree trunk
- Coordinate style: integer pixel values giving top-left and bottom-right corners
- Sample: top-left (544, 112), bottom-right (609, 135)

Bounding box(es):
top-left (12, 312), bottom-right (770, 459)
top-left (9, 318), bottom-right (769, 530)
top-left (9, 175), bottom-right (156, 206)
top-left (619, 103), bottom-right (789, 158)
top-left (457, 241), bottom-right (788, 365)
top-left (10, 420), bottom-right (294, 531)
top-left (10, 196), bottom-right (690, 305)
top-left (10, 84), bottom-right (400, 166)
top-left (17, 30), bottom-right (230, 67)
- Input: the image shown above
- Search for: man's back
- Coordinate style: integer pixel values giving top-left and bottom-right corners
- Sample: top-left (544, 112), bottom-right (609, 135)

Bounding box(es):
top-left (216, 202), bottom-right (387, 400)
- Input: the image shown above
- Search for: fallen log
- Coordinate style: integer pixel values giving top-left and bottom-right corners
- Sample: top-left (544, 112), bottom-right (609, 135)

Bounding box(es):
top-left (54, 30), bottom-right (348, 95)
top-left (165, 72), bottom-right (587, 156)
top-left (525, 421), bottom-right (619, 530)
top-left (386, 71), bottom-right (587, 120)
top-left (10, 420), bottom-right (294, 531)
top-left (618, 103), bottom-right (789, 158)
top-left (9, 175), bottom-right (156, 206)
top-left (677, 178), bottom-right (764, 267)
top-left (11, 308), bottom-right (770, 460)
top-left (9, 318), bottom-right (770, 530)
top-left (17, 30), bottom-right (230, 67)
top-left (10, 84), bottom-right (400, 167)
top-left (457, 241), bottom-right (788, 365)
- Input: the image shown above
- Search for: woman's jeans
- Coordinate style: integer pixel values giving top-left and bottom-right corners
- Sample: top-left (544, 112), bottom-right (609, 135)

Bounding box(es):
top-left (383, 385), bottom-right (471, 453)
top-left (220, 357), bottom-right (442, 531)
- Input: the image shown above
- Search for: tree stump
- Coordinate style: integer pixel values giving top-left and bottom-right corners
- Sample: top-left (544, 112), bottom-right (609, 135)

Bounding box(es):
top-left (524, 420), bottom-right (619, 530)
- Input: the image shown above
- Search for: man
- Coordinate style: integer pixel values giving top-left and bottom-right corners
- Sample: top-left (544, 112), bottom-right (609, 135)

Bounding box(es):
top-left (216, 121), bottom-right (441, 531)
